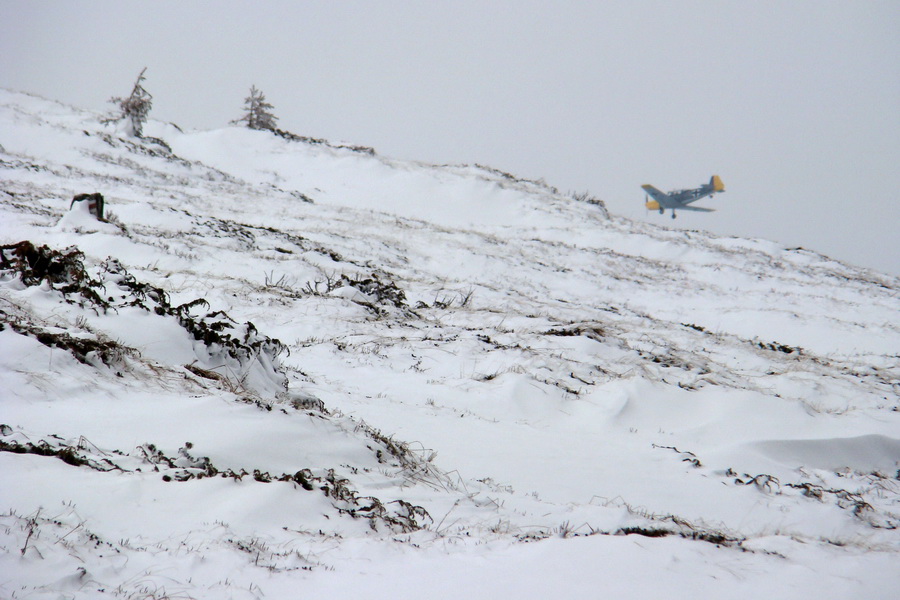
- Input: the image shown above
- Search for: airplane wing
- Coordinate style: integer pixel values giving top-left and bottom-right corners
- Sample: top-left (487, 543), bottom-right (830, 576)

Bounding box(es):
top-left (675, 205), bottom-right (716, 212)
top-left (641, 184), bottom-right (668, 203)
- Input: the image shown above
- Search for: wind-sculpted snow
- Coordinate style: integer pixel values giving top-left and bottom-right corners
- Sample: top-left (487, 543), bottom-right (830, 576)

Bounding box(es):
top-left (1, 88), bottom-right (899, 598)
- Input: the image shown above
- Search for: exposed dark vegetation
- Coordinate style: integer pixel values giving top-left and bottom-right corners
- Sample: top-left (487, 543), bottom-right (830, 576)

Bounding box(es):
top-left (5, 319), bottom-right (136, 368)
top-left (294, 269), bottom-right (412, 316)
top-left (652, 444), bottom-right (702, 468)
top-left (0, 431), bottom-right (430, 533)
top-left (339, 273), bottom-right (408, 310)
top-left (569, 190), bottom-right (611, 218)
top-left (757, 340), bottom-right (800, 354)
top-left (617, 525), bottom-right (737, 546)
top-left (614, 514), bottom-right (744, 548)
top-left (274, 128), bottom-right (376, 155)
top-left (1, 241), bottom-right (287, 381)
top-left (524, 518), bottom-right (744, 548)
top-left (544, 323), bottom-right (605, 341)
top-left (0, 437), bottom-right (122, 472)
top-left (724, 468), bottom-right (888, 525)
top-left (200, 216), bottom-right (343, 262)
top-left (322, 469), bottom-right (431, 532)
top-left (0, 241), bottom-right (106, 307)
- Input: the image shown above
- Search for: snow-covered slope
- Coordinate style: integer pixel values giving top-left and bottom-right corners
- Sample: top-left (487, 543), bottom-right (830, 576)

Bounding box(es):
top-left (1, 89), bottom-right (898, 599)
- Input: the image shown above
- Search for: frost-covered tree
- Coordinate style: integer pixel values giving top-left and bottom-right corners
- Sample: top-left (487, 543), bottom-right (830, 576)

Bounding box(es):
top-left (233, 85), bottom-right (278, 131)
top-left (105, 67), bottom-right (153, 137)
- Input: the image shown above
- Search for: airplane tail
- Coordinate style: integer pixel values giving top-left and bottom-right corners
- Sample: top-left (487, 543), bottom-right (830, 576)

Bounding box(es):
top-left (710, 175), bottom-right (725, 192)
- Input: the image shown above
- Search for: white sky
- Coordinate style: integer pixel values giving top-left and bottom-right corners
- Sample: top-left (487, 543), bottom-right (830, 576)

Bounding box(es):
top-left (2, 1), bottom-right (898, 275)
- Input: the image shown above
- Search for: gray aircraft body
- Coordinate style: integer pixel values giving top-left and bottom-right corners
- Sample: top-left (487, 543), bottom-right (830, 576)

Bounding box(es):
top-left (643, 175), bottom-right (725, 219)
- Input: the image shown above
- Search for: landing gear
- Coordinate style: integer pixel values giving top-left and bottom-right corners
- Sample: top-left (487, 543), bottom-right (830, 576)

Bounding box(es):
top-left (658, 208), bottom-right (664, 215)
top-left (671, 212), bottom-right (677, 219)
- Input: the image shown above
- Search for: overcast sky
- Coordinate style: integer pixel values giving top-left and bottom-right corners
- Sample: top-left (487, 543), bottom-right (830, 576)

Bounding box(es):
top-left (3, 1), bottom-right (898, 275)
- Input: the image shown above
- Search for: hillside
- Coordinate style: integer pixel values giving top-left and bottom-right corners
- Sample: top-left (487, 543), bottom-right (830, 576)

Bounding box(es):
top-left (1, 89), bottom-right (898, 599)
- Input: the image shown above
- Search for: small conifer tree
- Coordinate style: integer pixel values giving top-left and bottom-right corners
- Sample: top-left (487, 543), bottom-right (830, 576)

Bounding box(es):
top-left (105, 67), bottom-right (153, 137)
top-left (233, 85), bottom-right (278, 131)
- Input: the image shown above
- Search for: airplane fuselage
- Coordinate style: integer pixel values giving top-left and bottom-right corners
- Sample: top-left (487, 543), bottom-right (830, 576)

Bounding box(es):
top-left (642, 175), bottom-right (724, 218)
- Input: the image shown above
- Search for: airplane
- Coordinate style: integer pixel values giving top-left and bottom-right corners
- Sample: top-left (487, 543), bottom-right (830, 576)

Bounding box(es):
top-left (642, 175), bottom-right (725, 219)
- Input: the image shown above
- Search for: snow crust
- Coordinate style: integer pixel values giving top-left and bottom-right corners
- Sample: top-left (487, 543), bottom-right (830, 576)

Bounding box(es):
top-left (1, 88), bottom-right (899, 598)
